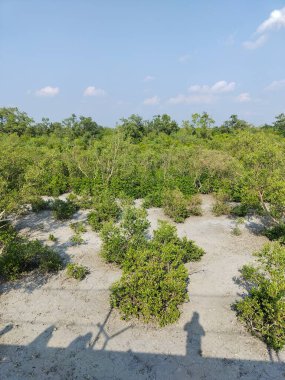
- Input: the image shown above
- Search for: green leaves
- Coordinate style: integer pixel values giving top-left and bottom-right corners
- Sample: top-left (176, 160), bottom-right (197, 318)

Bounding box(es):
top-left (107, 219), bottom-right (204, 326)
top-left (235, 242), bottom-right (285, 351)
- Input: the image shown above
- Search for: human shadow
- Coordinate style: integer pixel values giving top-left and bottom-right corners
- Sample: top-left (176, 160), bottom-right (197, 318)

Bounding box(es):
top-left (1, 312), bottom-right (284, 380)
top-left (184, 311), bottom-right (205, 358)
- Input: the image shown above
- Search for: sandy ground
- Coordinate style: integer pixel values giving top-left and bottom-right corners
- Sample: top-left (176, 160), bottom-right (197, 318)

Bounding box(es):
top-left (0, 195), bottom-right (284, 379)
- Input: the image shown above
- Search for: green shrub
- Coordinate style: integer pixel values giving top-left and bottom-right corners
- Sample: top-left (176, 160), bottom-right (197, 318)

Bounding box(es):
top-left (231, 204), bottom-right (249, 217)
top-left (110, 221), bottom-right (204, 326)
top-left (120, 206), bottom-right (150, 238)
top-left (70, 233), bottom-right (84, 245)
top-left (48, 234), bottom-right (57, 242)
top-left (234, 243), bottom-right (285, 351)
top-left (162, 188), bottom-right (189, 222)
top-left (0, 222), bottom-right (17, 248)
top-left (188, 194), bottom-right (202, 216)
top-left (110, 244), bottom-right (189, 326)
top-left (31, 197), bottom-right (51, 212)
top-left (231, 217), bottom-right (244, 236)
top-left (212, 200), bottom-right (231, 216)
top-left (0, 237), bottom-right (62, 281)
top-left (100, 222), bottom-right (128, 264)
top-left (88, 195), bottom-right (121, 232)
top-left (100, 206), bottom-right (150, 265)
top-left (70, 221), bottom-right (87, 234)
top-left (52, 199), bottom-right (78, 220)
top-left (66, 263), bottom-right (89, 280)
top-left (265, 224), bottom-right (285, 245)
top-left (152, 221), bottom-right (205, 262)
top-left (143, 191), bottom-right (162, 208)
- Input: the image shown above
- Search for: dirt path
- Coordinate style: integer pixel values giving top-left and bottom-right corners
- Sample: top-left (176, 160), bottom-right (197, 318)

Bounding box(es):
top-left (0, 195), bottom-right (284, 379)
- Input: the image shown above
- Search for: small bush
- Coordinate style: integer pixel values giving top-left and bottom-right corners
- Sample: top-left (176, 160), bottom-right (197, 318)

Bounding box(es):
top-left (0, 222), bottom-right (17, 248)
top-left (66, 263), bottom-right (89, 280)
top-left (0, 237), bottom-right (62, 281)
top-left (48, 234), bottom-right (57, 242)
top-left (110, 221), bottom-right (205, 326)
top-left (70, 221), bottom-right (87, 234)
top-left (162, 188), bottom-right (189, 222)
top-left (52, 199), bottom-right (78, 220)
top-left (88, 195), bottom-right (121, 232)
top-left (100, 206), bottom-right (150, 265)
top-left (212, 201), bottom-right (231, 216)
top-left (231, 217), bottom-right (244, 236)
top-left (110, 244), bottom-right (189, 326)
top-left (143, 191), bottom-right (162, 208)
top-left (231, 204), bottom-right (249, 217)
top-left (70, 233), bottom-right (84, 245)
top-left (188, 194), bottom-right (202, 216)
top-left (152, 221), bottom-right (205, 262)
top-left (264, 224), bottom-right (285, 245)
top-left (100, 222), bottom-right (128, 264)
top-left (31, 198), bottom-right (51, 212)
top-left (234, 243), bottom-right (285, 351)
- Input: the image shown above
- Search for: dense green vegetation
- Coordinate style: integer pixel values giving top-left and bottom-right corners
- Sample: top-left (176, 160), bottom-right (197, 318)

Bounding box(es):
top-left (0, 222), bottom-right (62, 281)
top-left (1, 107), bottom-right (285, 227)
top-left (109, 219), bottom-right (205, 326)
top-left (1, 107), bottom-right (285, 341)
top-left (235, 243), bottom-right (285, 351)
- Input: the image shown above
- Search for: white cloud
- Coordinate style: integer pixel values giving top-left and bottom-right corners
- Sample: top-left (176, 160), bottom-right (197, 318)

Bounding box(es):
top-left (36, 86), bottom-right (59, 97)
top-left (168, 94), bottom-right (214, 105)
top-left (188, 80), bottom-right (236, 94)
top-left (143, 96), bottom-right (160, 105)
top-left (244, 7), bottom-right (285, 49)
top-left (243, 34), bottom-right (268, 50)
top-left (168, 80), bottom-right (236, 105)
top-left (265, 79), bottom-right (285, 91)
top-left (143, 75), bottom-right (155, 82)
top-left (83, 86), bottom-right (106, 97)
top-left (257, 7), bottom-right (285, 34)
top-left (236, 92), bottom-right (251, 103)
top-left (178, 54), bottom-right (191, 63)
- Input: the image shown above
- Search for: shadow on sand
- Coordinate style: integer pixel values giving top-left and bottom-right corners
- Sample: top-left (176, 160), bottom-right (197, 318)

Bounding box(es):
top-left (1, 311), bottom-right (284, 380)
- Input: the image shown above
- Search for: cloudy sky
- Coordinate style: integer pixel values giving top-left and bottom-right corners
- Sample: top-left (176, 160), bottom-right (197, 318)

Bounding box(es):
top-left (0, 0), bottom-right (285, 126)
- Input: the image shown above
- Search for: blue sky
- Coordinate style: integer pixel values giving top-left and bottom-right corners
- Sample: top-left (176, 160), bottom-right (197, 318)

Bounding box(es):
top-left (0, 0), bottom-right (285, 126)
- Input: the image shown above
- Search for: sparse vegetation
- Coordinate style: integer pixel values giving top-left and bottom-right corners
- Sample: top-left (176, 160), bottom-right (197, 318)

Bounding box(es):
top-left (66, 263), bottom-right (89, 280)
top-left (48, 234), bottom-right (57, 242)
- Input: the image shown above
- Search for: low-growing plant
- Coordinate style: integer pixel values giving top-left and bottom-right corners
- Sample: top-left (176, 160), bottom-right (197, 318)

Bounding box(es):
top-left (0, 222), bottom-right (17, 248)
top-left (100, 206), bottom-right (150, 265)
top-left (231, 204), bottom-right (249, 217)
top-left (231, 217), bottom-right (244, 236)
top-left (188, 194), bottom-right (202, 216)
top-left (52, 199), bottom-right (78, 220)
top-left (31, 197), bottom-right (51, 212)
top-left (66, 263), bottom-right (89, 280)
top-left (162, 188), bottom-right (189, 222)
top-left (110, 244), bottom-right (189, 326)
top-left (70, 233), bottom-right (84, 245)
top-left (70, 221), bottom-right (87, 234)
top-left (143, 191), bottom-right (162, 208)
top-left (88, 195), bottom-right (121, 232)
top-left (264, 223), bottom-right (285, 245)
top-left (48, 234), bottom-right (57, 242)
top-left (152, 221), bottom-right (205, 262)
top-left (234, 242), bottom-right (285, 351)
top-left (212, 200), bottom-right (231, 216)
top-left (110, 220), bottom-right (205, 326)
top-left (0, 237), bottom-right (62, 281)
